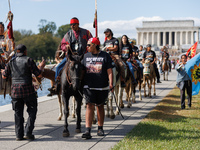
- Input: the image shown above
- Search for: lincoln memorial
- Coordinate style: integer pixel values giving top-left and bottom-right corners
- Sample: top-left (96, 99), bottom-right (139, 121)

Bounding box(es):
top-left (136, 20), bottom-right (200, 51)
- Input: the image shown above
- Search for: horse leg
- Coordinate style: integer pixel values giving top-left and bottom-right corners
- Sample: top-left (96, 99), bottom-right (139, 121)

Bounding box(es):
top-left (57, 94), bottom-right (63, 121)
top-left (115, 86), bottom-right (120, 115)
top-left (153, 77), bottom-right (156, 96)
top-left (62, 94), bottom-right (70, 137)
top-left (143, 79), bottom-right (147, 97)
top-left (119, 87), bottom-right (124, 109)
top-left (148, 79), bottom-right (152, 98)
top-left (71, 96), bottom-right (76, 118)
top-left (139, 81), bottom-right (142, 100)
top-left (125, 85), bottom-right (130, 108)
top-left (75, 95), bottom-right (82, 133)
top-left (92, 109), bottom-right (97, 124)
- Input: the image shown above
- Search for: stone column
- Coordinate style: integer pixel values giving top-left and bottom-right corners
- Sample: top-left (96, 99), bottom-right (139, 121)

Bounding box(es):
top-left (141, 32), bottom-right (144, 45)
top-left (197, 30), bottom-right (199, 43)
top-left (191, 31), bottom-right (194, 44)
top-left (157, 32), bottom-right (160, 46)
top-left (186, 31), bottom-right (188, 44)
top-left (137, 32), bottom-right (140, 45)
top-left (163, 32), bottom-right (166, 46)
top-left (180, 31), bottom-right (183, 45)
top-left (147, 32), bottom-right (149, 44)
top-left (152, 32), bottom-right (154, 45)
top-left (175, 31), bottom-right (178, 46)
top-left (169, 32), bottom-right (172, 46)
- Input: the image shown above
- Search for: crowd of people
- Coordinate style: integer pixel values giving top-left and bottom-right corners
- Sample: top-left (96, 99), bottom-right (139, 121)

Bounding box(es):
top-left (0, 17), bottom-right (192, 141)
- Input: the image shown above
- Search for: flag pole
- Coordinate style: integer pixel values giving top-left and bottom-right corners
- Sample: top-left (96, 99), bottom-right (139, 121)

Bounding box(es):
top-left (95, 0), bottom-right (98, 37)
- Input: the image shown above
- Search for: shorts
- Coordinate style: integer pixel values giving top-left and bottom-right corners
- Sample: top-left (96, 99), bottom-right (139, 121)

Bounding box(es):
top-left (83, 88), bottom-right (108, 105)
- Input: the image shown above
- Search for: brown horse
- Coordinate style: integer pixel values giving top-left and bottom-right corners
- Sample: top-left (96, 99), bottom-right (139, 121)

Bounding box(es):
top-left (142, 59), bottom-right (156, 98)
top-left (162, 57), bottom-right (169, 81)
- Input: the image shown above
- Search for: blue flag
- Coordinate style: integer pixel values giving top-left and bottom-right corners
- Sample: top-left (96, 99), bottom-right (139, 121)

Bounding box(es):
top-left (185, 53), bottom-right (200, 95)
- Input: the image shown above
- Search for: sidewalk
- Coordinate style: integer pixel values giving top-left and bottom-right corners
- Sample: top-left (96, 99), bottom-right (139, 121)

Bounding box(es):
top-left (0, 70), bottom-right (177, 150)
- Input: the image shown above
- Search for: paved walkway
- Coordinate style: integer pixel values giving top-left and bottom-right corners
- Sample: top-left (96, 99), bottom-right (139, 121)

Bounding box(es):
top-left (0, 70), bottom-right (177, 150)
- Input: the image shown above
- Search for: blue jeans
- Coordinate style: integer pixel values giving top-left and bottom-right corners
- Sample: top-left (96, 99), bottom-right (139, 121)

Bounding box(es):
top-left (55, 57), bottom-right (67, 80)
top-left (126, 61), bottom-right (136, 82)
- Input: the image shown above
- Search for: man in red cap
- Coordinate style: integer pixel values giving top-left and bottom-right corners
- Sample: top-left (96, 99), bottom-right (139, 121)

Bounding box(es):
top-left (81, 37), bottom-right (113, 139)
top-left (47, 17), bottom-right (92, 96)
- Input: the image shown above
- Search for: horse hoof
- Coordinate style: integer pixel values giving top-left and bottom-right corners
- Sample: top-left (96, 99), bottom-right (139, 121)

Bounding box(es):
top-left (72, 114), bottom-right (76, 118)
top-left (115, 112), bottom-right (119, 115)
top-left (63, 130), bottom-right (70, 137)
top-left (110, 115), bottom-right (115, 119)
top-left (127, 105), bottom-right (130, 108)
top-left (57, 117), bottom-right (62, 121)
top-left (149, 96), bottom-right (152, 98)
top-left (120, 105), bottom-right (124, 109)
top-left (106, 114), bottom-right (110, 118)
top-left (154, 93), bottom-right (156, 96)
top-left (75, 128), bottom-right (81, 133)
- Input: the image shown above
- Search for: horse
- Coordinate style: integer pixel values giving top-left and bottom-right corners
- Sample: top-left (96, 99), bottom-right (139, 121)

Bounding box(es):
top-left (142, 59), bottom-right (156, 98)
top-left (106, 61), bottom-right (127, 119)
top-left (126, 61), bottom-right (142, 107)
top-left (61, 54), bottom-right (83, 137)
top-left (162, 57), bottom-right (169, 81)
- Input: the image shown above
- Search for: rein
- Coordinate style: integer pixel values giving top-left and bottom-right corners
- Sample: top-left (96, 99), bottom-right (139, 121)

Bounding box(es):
top-left (66, 60), bottom-right (73, 86)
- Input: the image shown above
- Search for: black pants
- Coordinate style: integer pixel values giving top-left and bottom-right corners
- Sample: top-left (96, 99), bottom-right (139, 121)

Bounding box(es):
top-left (153, 63), bottom-right (160, 80)
top-left (12, 93), bottom-right (37, 138)
top-left (180, 80), bottom-right (192, 108)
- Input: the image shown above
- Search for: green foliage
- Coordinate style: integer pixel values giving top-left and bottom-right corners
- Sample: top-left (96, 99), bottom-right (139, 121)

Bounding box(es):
top-left (38, 19), bottom-right (57, 34)
top-left (16, 33), bottom-right (61, 60)
top-left (14, 30), bottom-right (33, 42)
top-left (56, 24), bottom-right (71, 38)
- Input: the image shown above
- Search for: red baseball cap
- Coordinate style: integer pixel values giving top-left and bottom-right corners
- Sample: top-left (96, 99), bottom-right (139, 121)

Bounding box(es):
top-left (89, 37), bottom-right (100, 45)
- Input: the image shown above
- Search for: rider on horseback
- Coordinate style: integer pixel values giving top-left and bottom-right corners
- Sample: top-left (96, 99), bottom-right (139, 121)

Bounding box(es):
top-left (142, 44), bottom-right (162, 83)
top-left (47, 17), bottom-right (93, 96)
top-left (103, 28), bottom-right (126, 87)
top-left (161, 48), bottom-right (171, 72)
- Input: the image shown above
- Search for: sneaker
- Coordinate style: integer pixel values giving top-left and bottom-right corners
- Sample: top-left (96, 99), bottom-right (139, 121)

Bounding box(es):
top-left (97, 129), bottom-right (104, 136)
top-left (16, 137), bottom-right (25, 141)
top-left (24, 134), bottom-right (35, 141)
top-left (157, 80), bottom-right (162, 83)
top-left (82, 131), bottom-right (92, 139)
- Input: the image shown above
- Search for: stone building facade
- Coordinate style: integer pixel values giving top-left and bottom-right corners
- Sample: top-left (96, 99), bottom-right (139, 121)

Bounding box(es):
top-left (136, 20), bottom-right (200, 51)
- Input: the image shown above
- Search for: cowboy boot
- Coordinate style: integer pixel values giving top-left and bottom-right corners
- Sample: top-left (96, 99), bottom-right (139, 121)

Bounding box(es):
top-left (47, 77), bottom-right (61, 96)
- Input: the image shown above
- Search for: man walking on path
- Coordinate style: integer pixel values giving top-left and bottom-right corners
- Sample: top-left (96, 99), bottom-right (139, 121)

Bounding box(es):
top-left (2, 44), bottom-right (45, 141)
top-left (81, 37), bottom-right (113, 139)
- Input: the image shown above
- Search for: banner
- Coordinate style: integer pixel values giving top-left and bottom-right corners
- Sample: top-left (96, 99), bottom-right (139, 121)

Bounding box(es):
top-left (186, 42), bottom-right (198, 59)
top-left (185, 53), bottom-right (200, 95)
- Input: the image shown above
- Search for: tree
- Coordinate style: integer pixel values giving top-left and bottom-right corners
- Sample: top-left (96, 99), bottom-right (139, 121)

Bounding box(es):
top-left (16, 33), bottom-right (61, 60)
top-left (38, 19), bottom-right (57, 34)
top-left (14, 30), bottom-right (33, 42)
top-left (56, 24), bottom-right (71, 38)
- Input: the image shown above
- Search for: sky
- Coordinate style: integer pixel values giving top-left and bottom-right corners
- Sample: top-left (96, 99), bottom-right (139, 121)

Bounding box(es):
top-left (0, 0), bottom-right (200, 43)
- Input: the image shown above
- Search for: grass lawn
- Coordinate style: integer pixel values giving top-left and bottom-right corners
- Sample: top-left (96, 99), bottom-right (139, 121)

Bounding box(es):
top-left (112, 87), bottom-right (200, 150)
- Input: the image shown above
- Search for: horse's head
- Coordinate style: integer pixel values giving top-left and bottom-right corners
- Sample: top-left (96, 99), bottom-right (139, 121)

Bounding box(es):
top-left (66, 54), bottom-right (83, 91)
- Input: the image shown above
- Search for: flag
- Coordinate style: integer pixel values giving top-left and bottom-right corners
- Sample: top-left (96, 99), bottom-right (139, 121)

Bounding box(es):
top-left (185, 53), bottom-right (200, 95)
top-left (186, 42), bottom-right (198, 59)
top-left (7, 21), bottom-right (13, 39)
top-left (93, 0), bottom-right (98, 37)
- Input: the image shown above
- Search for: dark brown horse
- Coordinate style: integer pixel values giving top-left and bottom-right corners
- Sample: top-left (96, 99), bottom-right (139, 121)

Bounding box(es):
top-left (61, 54), bottom-right (83, 137)
top-left (162, 57), bottom-right (169, 81)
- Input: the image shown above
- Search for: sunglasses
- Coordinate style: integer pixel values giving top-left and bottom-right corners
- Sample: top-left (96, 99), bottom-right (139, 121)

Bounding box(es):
top-left (70, 23), bottom-right (77, 26)
top-left (87, 44), bottom-right (93, 47)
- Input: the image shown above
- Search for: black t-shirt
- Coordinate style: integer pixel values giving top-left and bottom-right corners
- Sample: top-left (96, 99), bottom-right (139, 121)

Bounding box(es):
top-left (120, 44), bottom-right (132, 61)
top-left (82, 51), bottom-right (113, 88)
top-left (103, 37), bottom-right (119, 55)
top-left (143, 50), bottom-right (156, 62)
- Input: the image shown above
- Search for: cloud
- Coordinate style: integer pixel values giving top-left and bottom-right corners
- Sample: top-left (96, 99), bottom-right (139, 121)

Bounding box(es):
top-left (82, 16), bottom-right (164, 43)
